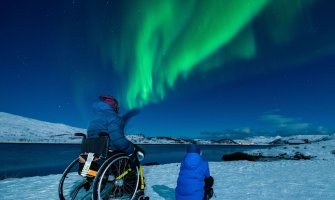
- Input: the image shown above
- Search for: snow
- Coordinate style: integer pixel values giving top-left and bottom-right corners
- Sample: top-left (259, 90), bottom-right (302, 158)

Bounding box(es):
top-left (1, 112), bottom-right (335, 199)
top-left (1, 135), bottom-right (335, 199)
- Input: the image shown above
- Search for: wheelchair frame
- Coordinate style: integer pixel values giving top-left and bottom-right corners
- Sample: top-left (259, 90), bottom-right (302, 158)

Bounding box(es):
top-left (58, 133), bottom-right (146, 200)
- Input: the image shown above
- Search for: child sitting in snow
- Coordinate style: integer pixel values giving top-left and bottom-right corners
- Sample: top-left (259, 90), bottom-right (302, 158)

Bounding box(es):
top-left (175, 144), bottom-right (214, 200)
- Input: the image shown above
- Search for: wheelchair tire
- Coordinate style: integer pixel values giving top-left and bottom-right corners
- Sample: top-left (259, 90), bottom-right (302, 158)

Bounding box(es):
top-left (58, 158), bottom-right (92, 200)
top-left (92, 154), bottom-right (140, 200)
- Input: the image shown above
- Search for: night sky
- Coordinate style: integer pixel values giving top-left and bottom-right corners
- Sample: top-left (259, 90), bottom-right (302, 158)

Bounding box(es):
top-left (1, 0), bottom-right (334, 138)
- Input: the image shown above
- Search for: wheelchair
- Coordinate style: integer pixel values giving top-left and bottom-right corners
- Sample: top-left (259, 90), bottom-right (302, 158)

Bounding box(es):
top-left (58, 133), bottom-right (147, 200)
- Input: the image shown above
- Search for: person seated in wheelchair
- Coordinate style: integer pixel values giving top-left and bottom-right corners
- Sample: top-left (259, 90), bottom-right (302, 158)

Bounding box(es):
top-left (86, 95), bottom-right (148, 197)
top-left (87, 95), bottom-right (141, 168)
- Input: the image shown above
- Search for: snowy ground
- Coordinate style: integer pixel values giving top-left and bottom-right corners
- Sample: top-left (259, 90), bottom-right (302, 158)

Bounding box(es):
top-left (1, 137), bottom-right (335, 200)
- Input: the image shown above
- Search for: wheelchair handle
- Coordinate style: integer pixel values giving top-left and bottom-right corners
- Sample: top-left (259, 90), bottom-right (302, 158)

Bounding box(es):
top-left (133, 144), bottom-right (145, 161)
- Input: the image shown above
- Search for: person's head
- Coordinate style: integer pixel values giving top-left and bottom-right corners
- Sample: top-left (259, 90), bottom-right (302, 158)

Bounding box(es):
top-left (99, 95), bottom-right (119, 113)
top-left (186, 144), bottom-right (201, 154)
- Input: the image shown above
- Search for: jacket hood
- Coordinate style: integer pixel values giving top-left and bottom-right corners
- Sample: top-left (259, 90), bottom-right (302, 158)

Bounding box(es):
top-left (186, 144), bottom-right (201, 154)
top-left (183, 153), bottom-right (202, 170)
top-left (93, 101), bottom-right (115, 113)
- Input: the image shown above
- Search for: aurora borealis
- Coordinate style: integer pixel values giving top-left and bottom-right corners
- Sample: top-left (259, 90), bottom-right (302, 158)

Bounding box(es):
top-left (105, 0), bottom-right (268, 108)
top-left (88, 0), bottom-right (316, 109)
top-left (1, 0), bottom-right (335, 137)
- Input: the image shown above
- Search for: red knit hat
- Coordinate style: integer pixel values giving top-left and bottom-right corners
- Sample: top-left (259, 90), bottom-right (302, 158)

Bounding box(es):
top-left (99, 95), bottom-right (119, 112)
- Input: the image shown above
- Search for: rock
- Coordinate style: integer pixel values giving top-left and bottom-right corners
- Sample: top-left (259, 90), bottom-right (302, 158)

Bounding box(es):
top-left (292, 152), bottom-right (312, 160)
top-left (222, 151), bottom-right (313, 161)
top-left (331, 150), bottom-right (335, 155)
top-left (222, 152), bottom-right (261, 161)
top-left (215, 139), bottom-right (238, 145)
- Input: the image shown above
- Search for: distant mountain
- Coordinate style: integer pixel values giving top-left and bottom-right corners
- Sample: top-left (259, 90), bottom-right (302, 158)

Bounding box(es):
top-left (126, 134), bottom-right (192, 144)
top-left (223, 134), bottom-right (335, 162)
top-left (268, 135), bottom-right (331, 145)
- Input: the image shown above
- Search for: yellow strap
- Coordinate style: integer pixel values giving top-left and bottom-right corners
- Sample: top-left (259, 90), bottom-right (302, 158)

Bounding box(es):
top-left (116, 168), bottom-right (132, 179)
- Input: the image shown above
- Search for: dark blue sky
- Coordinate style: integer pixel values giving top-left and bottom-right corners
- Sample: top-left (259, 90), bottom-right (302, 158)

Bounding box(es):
top-left (1, 0), bottom-right (334, 138)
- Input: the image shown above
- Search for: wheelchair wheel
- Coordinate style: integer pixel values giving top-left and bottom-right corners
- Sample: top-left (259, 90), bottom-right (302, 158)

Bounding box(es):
top-left (58, 158), bottom-right (93, 200)
top-left (92, 154), bottom-right (140, 200)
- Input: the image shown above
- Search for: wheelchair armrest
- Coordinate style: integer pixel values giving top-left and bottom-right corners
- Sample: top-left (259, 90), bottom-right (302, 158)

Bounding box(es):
top-left (74, 133), bottom-right (87, 138)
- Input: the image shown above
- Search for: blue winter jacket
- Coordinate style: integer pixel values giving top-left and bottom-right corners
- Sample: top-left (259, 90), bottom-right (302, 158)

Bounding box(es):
top-left (175, 153), bottom-right (210, 200)
top-left (87, 102), bottom-right (134, 155)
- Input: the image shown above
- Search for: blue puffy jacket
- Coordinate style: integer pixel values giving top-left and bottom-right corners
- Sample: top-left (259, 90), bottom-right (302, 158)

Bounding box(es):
top-left (87, 101), bottom-right (134, 155)
top-left (175, 153), bottom-right (210, 200)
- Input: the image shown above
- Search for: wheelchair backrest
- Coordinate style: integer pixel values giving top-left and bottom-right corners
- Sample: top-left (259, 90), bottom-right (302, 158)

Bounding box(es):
top-left (80, 135), bottom-right (109, 158)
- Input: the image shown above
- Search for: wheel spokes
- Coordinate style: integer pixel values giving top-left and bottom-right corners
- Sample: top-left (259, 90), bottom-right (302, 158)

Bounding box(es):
top-left (96, 156), bottom-right (140, 200)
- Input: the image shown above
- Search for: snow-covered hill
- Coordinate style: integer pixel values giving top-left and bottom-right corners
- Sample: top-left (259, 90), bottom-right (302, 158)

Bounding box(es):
top-left (242, 134), bottom-right (332, 145)
top-left (243, 134), bottom-right (335, 160)
top-left (0, 112), bottom-right (85, 143)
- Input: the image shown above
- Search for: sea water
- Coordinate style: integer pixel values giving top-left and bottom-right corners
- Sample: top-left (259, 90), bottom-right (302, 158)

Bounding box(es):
top-left (0, 143), bottom-right (273, 179)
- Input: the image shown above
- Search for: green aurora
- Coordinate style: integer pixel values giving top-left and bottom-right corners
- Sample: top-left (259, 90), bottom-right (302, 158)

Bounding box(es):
top-left (86, 0), bottom-right (316, 109)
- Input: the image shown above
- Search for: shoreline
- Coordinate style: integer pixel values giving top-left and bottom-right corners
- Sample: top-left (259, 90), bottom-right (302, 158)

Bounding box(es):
top-left (0, 142), bottom-right (276, 146)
